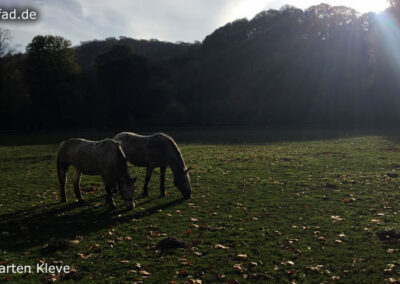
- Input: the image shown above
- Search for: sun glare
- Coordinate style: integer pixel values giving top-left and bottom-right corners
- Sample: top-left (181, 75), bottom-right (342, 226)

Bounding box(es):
top-left (349, 0), bottom-right (389, 13)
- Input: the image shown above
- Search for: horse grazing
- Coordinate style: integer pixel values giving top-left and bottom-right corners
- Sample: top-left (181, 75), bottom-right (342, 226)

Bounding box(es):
top-left (113, 132), bottom-right (192, 199)
top-left (56, 138), bottom-right (136, 210)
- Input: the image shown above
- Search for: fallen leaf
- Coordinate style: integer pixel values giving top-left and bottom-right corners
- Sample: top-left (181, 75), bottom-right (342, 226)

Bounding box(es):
top-left (281, 260), bottom-right (294, 266)
top-left (237, 254), bottom-right (248, 260)
top-left (42, 274), bottom-right (60, 283)
top-left (77, 253), bottom-right (92, 259)
top-left (185, 279), bottom-right (202, 284)
top-left (140, 270), bottom-right (151, 275)
top-left (88, 244), bottom-right (101, 252)
top-left (215, 244), bottom-right (229, 250)
top-left (306, 265), bottom-right (323, 272)
top-left (331, 216), bottom-right (344, 222)
top-left (233, 263), bottom-right (246, 273)
top-left (178, 269), bottom-right (187, 277)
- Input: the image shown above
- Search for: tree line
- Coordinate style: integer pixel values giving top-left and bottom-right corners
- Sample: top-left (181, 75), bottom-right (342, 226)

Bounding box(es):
top-left (1, 3), bottom-right (400, 130)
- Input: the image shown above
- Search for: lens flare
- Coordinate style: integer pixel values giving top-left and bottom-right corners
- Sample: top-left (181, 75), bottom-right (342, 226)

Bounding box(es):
top-left (376, 12), bottom-right (400, 76)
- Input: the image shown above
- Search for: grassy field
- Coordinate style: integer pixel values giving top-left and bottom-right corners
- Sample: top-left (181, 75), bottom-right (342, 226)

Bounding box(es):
top-left (1, 129), bottom-right (400, 283)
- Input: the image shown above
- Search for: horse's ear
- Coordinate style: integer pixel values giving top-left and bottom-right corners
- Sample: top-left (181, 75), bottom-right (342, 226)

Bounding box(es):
top-left (131, 177), bottom-right (137, 184)
top-left (185, 167), bottom-right (192, 174)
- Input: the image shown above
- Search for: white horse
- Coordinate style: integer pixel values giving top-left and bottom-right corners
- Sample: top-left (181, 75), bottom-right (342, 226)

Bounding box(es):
top-left (56, 138), bottom-right (136, 209)
top-left (113, 132), bottom-right (192, 199)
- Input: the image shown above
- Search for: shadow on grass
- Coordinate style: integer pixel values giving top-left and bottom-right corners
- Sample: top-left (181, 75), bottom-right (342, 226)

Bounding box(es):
top-left (0, 196), bottom-right (185, 253)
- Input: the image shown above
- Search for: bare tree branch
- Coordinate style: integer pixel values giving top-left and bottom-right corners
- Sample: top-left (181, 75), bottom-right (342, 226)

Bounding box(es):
top-left (0, 28), bottom-right (12, 58)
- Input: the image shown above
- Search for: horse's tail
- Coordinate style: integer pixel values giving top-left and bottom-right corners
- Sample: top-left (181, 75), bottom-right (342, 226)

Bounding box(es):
top-left (57, 141), bottom-right (67, 202)
top-left (115, 140), bottom-right (127, 160)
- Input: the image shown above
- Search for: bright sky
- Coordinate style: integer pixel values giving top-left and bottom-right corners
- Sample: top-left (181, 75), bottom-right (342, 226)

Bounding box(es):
top-left (0, 0), bottom-right (390, 51)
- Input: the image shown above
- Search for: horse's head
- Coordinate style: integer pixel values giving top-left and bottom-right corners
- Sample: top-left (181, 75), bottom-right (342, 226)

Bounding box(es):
top-left (119, 177), bottom-right (137, 209)
top-left (173, 167), bottom-right (192, 199)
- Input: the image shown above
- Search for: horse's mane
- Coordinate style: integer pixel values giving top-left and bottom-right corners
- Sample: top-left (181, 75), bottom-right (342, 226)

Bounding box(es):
top-left (162, 133), bottom-right (185, 170)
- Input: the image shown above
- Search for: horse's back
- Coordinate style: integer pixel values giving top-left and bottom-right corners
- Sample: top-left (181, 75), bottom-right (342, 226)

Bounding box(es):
top-left (147, 133), bottom-right (173, 156)
top-left (57, 138), bottom-right (125, 175)
top-left (114, 131), bottom-right (180, 168)
top-left (114, 132), bottom-right (151, 166)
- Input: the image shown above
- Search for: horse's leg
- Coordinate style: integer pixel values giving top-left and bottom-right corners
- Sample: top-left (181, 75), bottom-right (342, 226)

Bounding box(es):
top-left (160, 166), bottom-right (166, 197)
top-left (102, 176), bottom-right (116, 209)
top-left (105, 184), bottom-right (116, 209)
top-left (113, 185), bottom-right (119, 193)
top-left (58, 165), bottom-right (68, 203)
top-left (143, 167), bottom-right (154, 197)
top-left (73, 169), bottom-right (84, 204)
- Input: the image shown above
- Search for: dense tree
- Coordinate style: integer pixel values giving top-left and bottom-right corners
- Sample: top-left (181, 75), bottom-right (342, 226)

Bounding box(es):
top-left (25, 35), bottom-right (81, 129)
top-left (2, 4), bottom-right (400, 130)
top-left (0, 54), bottom-right (30, 129)
top-left (95, 44), bottom-right (151, 127)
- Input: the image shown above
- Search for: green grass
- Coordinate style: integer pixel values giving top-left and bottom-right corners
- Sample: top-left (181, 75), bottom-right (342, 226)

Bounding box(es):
top-left (1, 129), bottom-right (400, 283)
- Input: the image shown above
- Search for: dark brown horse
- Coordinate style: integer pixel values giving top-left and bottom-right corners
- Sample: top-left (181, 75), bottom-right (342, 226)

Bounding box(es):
top-left (113, 132), bottom-right (192, 199)
top-left (56, 138), bottom-right (136, 209)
